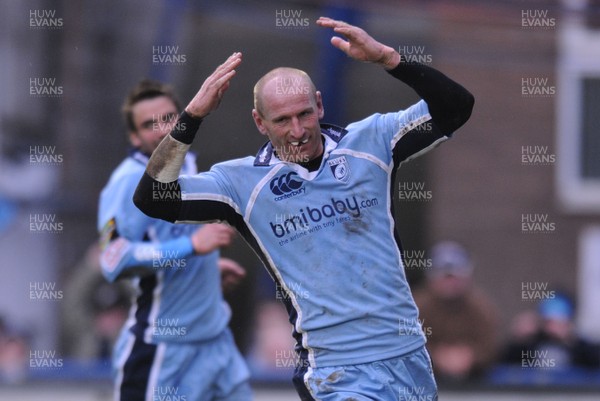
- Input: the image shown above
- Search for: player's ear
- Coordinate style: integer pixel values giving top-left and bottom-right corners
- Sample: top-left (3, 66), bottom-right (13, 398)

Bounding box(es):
top-left (252, 109), bottom-right (268, 136)
top-left (315, 91), bottom-right (324, 120)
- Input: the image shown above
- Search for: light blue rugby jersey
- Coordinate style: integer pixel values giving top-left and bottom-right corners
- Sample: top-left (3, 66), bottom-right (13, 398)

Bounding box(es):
top-left (177, 100), bottom-right (446, 367)
top-left (98, 151), bottom-right (230, 344)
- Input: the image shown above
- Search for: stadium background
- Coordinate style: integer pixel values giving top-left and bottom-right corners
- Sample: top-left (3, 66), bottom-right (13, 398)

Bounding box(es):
top-left (1, 0), bottom-right (600, 399)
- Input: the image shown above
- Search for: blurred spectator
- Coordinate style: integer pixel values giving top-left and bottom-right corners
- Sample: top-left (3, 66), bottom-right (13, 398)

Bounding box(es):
top-left (503, 292), bottom-right (600, 369)
top-left (61, 243), bottom-right (131, 361)
top-left (414, 241), bottom-right (500, 383)
top-left (246, 301), bottom-right (297, 381)
top-left (245, 268), bottom-right (298, 381)
top-left (0, 316), bottom-right (29, 383)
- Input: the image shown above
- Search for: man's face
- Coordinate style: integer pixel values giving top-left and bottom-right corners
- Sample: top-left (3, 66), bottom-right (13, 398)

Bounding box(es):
top-left (129, 96), bottom-right (178, 155)
top-left (252, 79), bottom-right (324, 164)
top-left (429, 272), bottom-right (471, 300)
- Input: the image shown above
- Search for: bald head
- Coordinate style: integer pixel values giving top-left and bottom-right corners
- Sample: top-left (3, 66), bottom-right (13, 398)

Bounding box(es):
top-left (253, 67), bottom-right (317, 118)
top-left (251, 67), bottom-right (325, 163)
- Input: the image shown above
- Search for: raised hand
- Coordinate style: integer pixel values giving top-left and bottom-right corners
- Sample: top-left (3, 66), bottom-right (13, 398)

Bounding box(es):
top-left (316, 17), bottom-right (400, 70)
top-left (184, 52), bottom-right (242, 119)
top-left (191, 223), bottom-right (236, 254)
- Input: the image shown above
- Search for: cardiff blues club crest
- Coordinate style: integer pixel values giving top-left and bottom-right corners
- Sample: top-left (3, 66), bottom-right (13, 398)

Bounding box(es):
top-left (327, 156), bottom-right (350, 183)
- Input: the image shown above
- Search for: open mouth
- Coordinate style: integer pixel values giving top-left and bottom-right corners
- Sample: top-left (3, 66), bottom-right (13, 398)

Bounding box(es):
top-left (290, 138), bottom-right (309, 147)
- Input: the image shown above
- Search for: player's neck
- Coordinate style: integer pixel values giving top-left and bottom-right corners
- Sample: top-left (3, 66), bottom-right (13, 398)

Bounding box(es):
top-left (298, 137), bottom-right (325, 172)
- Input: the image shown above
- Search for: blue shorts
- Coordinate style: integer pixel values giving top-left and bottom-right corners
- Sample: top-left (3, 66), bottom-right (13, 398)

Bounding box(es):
top-left (112, 328), bottom-right (251, 401)
top-left (293, 346), bottom-right (437, 401)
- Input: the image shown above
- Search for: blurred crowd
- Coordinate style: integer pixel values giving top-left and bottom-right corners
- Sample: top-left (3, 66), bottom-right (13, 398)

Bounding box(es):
top-left (413, 241), bottom-right (600, 385)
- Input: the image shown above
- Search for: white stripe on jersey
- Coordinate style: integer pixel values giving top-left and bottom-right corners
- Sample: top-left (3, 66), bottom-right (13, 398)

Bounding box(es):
top-left (330, 148), bottom-right (390, 172)
top-left (304, 367), bottom-right (321, 401)
top-left (398, 136), bottom-right (448, 168)
top-left (145, 342), bottom-right (167, 401)
top-left (142, 227), bottom-right (163, 344)
top-left (144, 271), bottom-right (164, 343)
top-left (390, 112), bottom-right (433, 149)
top-left (245, 164), bottom-right (284, 221)
top-left (180, 192), bottom-right (242, 215)
top-left (114, 332), bottom-right (136, 401)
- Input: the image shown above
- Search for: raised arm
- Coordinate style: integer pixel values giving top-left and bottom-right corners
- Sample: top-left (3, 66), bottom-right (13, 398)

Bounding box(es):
top-left (100, 223), bottom-right (236, 282)
top-left (133, 53), bottom-right (242, 222)
top-left (316, 17), bottom-right (474, 135)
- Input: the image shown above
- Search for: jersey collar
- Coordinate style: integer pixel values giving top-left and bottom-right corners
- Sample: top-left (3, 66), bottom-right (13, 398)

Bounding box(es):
top-left (129, 148), bottom-right (150, 165)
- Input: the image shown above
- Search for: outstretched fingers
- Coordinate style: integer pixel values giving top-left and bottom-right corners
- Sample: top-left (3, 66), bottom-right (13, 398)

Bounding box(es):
top-left (208, 53), bottom-right (242, 89)
top-left (316, 16), bottom-right (347, 28)
top-left (317, 17), bottom-right (359, 38)
top-left (316, 17), bottom-right (372, 60)
top-left (316, 16), bottom-right (398, 68)
top-left (185, 52), bottom-right (242, 119)
top-left (330, 36), bottom-right (350, 54)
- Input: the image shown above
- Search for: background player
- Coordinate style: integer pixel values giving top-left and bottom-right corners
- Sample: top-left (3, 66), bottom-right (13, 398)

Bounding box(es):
top-left (134, 17), bottom-right (474, 400)
top-left (98, 79), bottom-right (251, 401)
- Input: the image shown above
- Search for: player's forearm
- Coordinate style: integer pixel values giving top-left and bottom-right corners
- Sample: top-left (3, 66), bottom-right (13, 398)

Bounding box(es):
top-left (100, 236), bottom-right (195, 282)
top-left (387, 60), bottom-right (474, 135)
top-left (134, 111), bottom-right (202, 222)
top-left (147, 111), bottom-right (202, 181)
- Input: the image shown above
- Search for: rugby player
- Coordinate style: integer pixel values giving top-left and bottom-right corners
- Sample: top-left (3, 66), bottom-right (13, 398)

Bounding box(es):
top-left (134, 17), bottom-right (474, 400)
top-left (98, 80), bottom-right (251, 401)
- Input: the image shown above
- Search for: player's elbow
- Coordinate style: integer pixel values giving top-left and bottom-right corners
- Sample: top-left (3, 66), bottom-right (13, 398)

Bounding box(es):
top-left (133, 172), bottom-right (181, 222)
top-left (99, 245), bottom-right (123, 283)
top-left (460, 90), bottom-right (475, 126)
top-left (133, 173), bottom-right (154, 216)
top-left (454, 88), bottom-right (475, 132)
top-left (133, 190), bottom-right (150, 217)
top-left (437, 88), bottom-right (475, 135)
